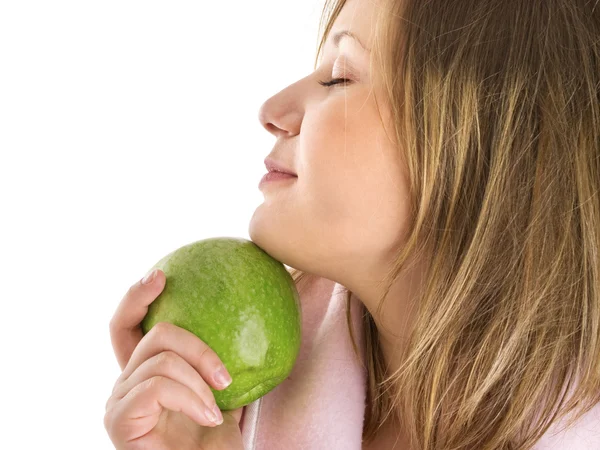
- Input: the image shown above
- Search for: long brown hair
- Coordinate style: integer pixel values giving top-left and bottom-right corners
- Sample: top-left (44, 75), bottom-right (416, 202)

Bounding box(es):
top-left (288, 0), bottom-right (600, 448)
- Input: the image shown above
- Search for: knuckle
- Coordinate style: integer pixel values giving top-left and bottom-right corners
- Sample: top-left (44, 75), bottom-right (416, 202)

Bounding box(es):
top-left (155, 350), bottom-right (178, 370)
top-left (197, 342), bottom-right (211, 360)
top-left (145, 375), bottom-right (165, 391)
top-left (131, 375), bottom-right (162, 396)
top-left (151, 321), bottom-right (172, 340)
top-left (197, 344), bottom-right (221, 372)
top-left (194, 340), bottom-right (220, 370)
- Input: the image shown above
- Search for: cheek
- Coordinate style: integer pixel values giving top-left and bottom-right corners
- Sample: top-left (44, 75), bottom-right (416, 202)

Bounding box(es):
top-left (299, 102), bottom-right (411, 260)
top-left (335, 167), bottom-right (411, 262)
top-left (299, 114), bottom-right (357, 224)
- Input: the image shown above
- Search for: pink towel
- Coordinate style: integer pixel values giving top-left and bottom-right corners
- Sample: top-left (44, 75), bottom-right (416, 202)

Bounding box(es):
top-left (239, 275), bottom-right (600, 449)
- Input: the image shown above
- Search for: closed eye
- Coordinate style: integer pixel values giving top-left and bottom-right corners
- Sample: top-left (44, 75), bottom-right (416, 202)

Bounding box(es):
top-left (318, 78), bottom-right (353, 87)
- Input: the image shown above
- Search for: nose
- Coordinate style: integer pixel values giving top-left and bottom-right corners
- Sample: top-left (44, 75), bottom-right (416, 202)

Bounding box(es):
top-left (258, 84), bottom-right (303, 138)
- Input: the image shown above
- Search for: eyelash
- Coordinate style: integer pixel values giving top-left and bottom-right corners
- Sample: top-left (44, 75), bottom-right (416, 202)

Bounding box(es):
top-left (318, 77), bottom-right (353, 87)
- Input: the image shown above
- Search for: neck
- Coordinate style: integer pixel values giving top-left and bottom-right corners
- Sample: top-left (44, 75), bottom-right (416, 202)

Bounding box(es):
top-left (363, 412), bottom-right (411, 450)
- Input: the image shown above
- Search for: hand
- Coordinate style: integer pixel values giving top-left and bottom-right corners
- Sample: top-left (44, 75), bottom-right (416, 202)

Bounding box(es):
top-left (104, 269), bottom-right (244, 450)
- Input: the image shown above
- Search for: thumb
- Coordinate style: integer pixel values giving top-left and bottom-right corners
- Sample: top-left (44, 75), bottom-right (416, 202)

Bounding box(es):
top-left (109, 269), bottom-right (166, 370)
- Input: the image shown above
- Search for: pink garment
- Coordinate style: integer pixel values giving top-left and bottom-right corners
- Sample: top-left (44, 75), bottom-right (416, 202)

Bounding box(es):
top-left (239, 275), bottom-right (600, 449)
top-left (531, 401), bottom-right (600, 449)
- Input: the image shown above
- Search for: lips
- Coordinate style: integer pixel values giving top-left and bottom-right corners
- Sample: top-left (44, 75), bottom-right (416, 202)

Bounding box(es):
top-left (264, 157), bottom-right (297, 176)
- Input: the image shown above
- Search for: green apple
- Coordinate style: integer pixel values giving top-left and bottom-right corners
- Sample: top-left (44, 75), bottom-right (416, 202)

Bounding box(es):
top-left (140, 237), bottom-right (302, 411)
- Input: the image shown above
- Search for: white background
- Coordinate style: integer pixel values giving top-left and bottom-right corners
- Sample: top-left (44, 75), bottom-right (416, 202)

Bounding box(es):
top-left (0, 1), bottom-right (324, 448)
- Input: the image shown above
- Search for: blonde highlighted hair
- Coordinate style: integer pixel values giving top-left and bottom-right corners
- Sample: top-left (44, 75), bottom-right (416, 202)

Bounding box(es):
top-left (289, 0), bottom-right (600, 448)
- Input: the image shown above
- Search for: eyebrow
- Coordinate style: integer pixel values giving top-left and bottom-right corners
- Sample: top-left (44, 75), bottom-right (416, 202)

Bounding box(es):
top-left (332, 30), bottom-right (371, 53)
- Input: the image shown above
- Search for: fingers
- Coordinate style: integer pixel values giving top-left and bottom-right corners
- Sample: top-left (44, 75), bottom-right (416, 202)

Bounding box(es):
top-left (109, 269), bottom-right (166, 371)
top-left (227, 407), bottom-right (244, 425)
top-left (107, 350), bottom-right (221, 422)
top-left (119, 321), bottom-right (233, 393)
top-left (104, 375), bottom-right (222, 444)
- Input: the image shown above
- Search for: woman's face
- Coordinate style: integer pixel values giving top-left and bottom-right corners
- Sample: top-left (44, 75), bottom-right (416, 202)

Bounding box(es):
top-left (249, 0), bottom-right (411, 292)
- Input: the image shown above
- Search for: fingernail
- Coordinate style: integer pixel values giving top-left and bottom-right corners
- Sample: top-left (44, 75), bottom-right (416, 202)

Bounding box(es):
top-left (141, 269), bottom-right (156, 285)
top-left (206, 405), bottom-right (223, 425)
top-left (214, 365), bottom-right (232, 388)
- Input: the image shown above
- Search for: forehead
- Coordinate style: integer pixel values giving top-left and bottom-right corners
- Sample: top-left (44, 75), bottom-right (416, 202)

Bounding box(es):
top-left (328, 0), bottom-right (379, 51)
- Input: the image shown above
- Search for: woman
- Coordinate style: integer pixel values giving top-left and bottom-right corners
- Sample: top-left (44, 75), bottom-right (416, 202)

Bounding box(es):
top-left (104, 0), bottom-right (600, 448)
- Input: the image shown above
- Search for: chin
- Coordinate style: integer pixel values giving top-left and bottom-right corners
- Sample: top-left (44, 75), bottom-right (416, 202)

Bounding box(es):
top-left (248, 208), bottom-right (280, 255)
top-left (248, 213), bottom-right (295, 268)
top-left (248, 206), bottom-right (264, 245)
